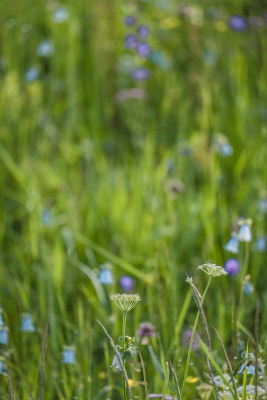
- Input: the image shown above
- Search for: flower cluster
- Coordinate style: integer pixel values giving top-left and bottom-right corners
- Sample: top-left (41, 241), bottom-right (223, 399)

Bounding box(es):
top-left (198, 263), bottom-right (228, 277)
top-left (110, 294), bottom-right (141, 312)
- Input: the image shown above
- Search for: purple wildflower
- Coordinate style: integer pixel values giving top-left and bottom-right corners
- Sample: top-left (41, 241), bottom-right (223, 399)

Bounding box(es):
top-left (130, 68), bottom-right (151, 81)
top-left (136, 42), bottom-right (151, 58)
top-left (138, 322), bottom-right (156, 344)
top-left (119, 275), bottom-right (134, 291)
top-left (181, 329), bottom-right (200, 350)
top-left (228, 15), bottom-right (247, 32)
top-left (124, 34), bottom-right (137, 50)
top-left (224, 258), bottom-right (240, 276)
top-left (124, 15), bottom-right (136, 26)
top-left (137, 24), bottom-right (150, 38)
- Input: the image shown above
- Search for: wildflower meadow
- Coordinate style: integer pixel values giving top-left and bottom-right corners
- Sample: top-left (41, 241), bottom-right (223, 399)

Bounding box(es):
top-left (1, 0), bottom-right (267, 399)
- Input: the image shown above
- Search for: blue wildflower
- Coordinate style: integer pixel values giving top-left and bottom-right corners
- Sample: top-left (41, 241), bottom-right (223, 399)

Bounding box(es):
top-left (62, 346), bottom-right (76, 364)
top-left (99, 264), bottom-right (114, 285)
top-left (224, 258), bottom-right (240, 276)
top-left (130, 68), bottom-right (151, 81)
top-left (124, 34), bottom-right (137, 50)
top-left (41, 210), bottom-right (52, 226)
top-left (25, 67), bottom-right (39, 82)
top-left (0, 358), bottom-right (7, 375)
top-left (124, 15), bottom-right (136, 26)
top-left (224, 236), bottom-right (239, 254)
top-left (244, 281), bottom-right (254, 296)
top-left (219, 142), bottom-right (233, 157)
top-left (119, 275), bottom-right (134, 292)
top-left (0, 328), bottom-right (8, 345)
top-left (238, 223), bottom-right (252, 242)
top-left (110, 351), bottom-right (122, 371)
top-left (229, 15), bottom-right (247, 32)
top-left (0, 311), bottom-right (4, 328)
top-left (21, 314), bottom-right (36, 333)
top-left (255, 236), bottom-right (267, 252)
top-left (150, 51), bottom-right (172, 70)
top-left (137, 24), bottom-right (150, 38)
top-left (37, 40), bottom-right (54, 57)
top-left (52, 6), bottom-right (69, 23)
top-left (136, 42), bottom-right (151, 58)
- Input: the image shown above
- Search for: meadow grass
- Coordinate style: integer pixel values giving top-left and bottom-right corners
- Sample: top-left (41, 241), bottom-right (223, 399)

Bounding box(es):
top-left (0, 0), bottom-right (267, 398)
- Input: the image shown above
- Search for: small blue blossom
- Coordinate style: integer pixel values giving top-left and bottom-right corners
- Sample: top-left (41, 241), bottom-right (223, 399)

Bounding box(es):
top-left (25, 67), bottom-right (40, 82)
top-left (52, 6), bottom-right (69, 23)
top-left (37, 40), bottom-right (54, 57)
top-left (150, 51), bottom-right (172, 71)
top-left (98, 264), bottom-right (114, 285)
top-left (119, 275), bottom-right (134, 292)
top-left (0, 358), bottom-right (7, 375)
top-left (0, 328), bottom-right (8, 345)
top-left (224, 236), bottom-right (239, 254)
top-left (124, 34), bottom-right (138, 50)
top-left (238, 223), bottom-right (252, 242)
top-left (229, 15), bottom-right (247, 32)
top-left (137, 24), bottom-right (150, 38)
top-left (62, 346), bottom-right (76, 364)
top-left (0, 312), bottom-right (4, 328)
top-left (21, 314), bottom-right (36, 332)
top-left (136, 42), bottom-right (151, 58)
top-left (224, 258), bottom-right (240, 276)
top-left (130, 68), bottom-right (151, 81)
top-left (110, 351), bottom-right (122, 371)
top-left (219, 142), bottom-right (233, 157)
top-left (41, 210), bottom-right (52, 226)
top-left (124, 15), bottom-right (136, 26)
top-left (244, 281), bottom-right (254, 296)
top-left (254, 236), bottom-right (267, 252)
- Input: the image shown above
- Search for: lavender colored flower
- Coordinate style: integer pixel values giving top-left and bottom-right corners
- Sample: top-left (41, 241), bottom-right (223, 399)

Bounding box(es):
top-left (136, 42), bottom-right (151, 58)
top-left (224, 258), bottom-right (240, 276)
top-left (119, 275), bottom-right (134, 291)
top-left (21, 313), bottom-right (36, 332)
top-left (255, 236), bottom-right (267, 252)
top-left (0, 328), bottom-right (8, 345)
top-left (228, 15), bottom-right (247, 32)
top-left (138, 322), bottom-right (156, 345)
top-left (25, 67), bottom-right (39, 82)
top-left (238, 223), bottom-right (252, 242)
top-left (53, 6), bottom-right (69, 23)
top-left (62, 346), bottom-right (76, 364)
top-left (124, 15), bottom-right (136, 26)
top-left (137, 24), bottom-right (150, 38)
top-left (181, 329), bottom-right (200, 350)
top-left (224, 236), bottom-right (239, 254)
top-left (124, 34), bottom-right (137, 50)
top-left (130, 68), bottom-right (151, 81)
top-left (37, 40), bottom-right (54, 57)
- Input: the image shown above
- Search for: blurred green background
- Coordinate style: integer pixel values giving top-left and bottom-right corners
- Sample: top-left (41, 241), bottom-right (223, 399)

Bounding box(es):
top-left (0, 0), bottom-right (267, 398)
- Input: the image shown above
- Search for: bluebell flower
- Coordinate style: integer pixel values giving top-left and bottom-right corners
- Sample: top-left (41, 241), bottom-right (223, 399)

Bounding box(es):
top-left (124, 15), bottom-right (136, 26)
top-left (124, 34), bottom-right (138, 50)
top-left (255, 236), bottom-right (267, 252)
top-left (37, 40), bottom-right (54, 57)
top-left (41, 210), bottom-right (52, 226)
top-left (99, 264), bottom-right (114, 285)
top-left (110, 351), bottom-right (122, 371)
top-left (25, 67), bottom-right (40, 82)
top-left (52, 6), bottom-right (69, 23)
top-left (244, 281), bottom-right (254, 296)
top-left (62, 346), bottom-right (76, 364)
top-left (119, 275), bottom-right (134, 292)
top-left (137, 25), bottom-right (150, 38)
top-left (219, 142), bottom-right (233, 157)
top-left (228, 15), bottom-right (247, 32)
top-left (136, 42), bottom-right (151, 58)
top-left (258, 198), bottom-right (267, 213)
top-left (130, 68), bottom-right (151, 81)
top-left (224, 236), bottom-right (239, 254)
top-left (224, 258), bottom-right (240, 276)
top-left (21, 314), bottom-right (36, 332)
top-left (0, 312), bottom-right (4, 328)
top-left (238, 223), bottom-right (252, 242)
top-left (0, 358), bottom-right (7, 375)
top-left (0, 328), bottom-right (8, 345)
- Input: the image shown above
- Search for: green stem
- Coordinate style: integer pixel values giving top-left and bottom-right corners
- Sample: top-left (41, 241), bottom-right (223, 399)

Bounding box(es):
top-left (237, 242), bottom-right (250, 324)
top-left (136, 345), bottom-right (148, 400)
top-left (122, 311), bottom-right (128, 400)
top-left (181, 276), bottom-right (212, 397)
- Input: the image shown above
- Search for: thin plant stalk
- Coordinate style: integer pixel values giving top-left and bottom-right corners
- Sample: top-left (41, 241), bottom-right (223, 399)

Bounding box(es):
top-left (136, 344), bottom-right (148, 400)
top-left (122, 311), bottom-right (128, 400)
top-left (242, 342), bottom-right (249, 400)
top-left (237, 242), bottom-right (250, 323)
top-left (97, 319), bottom-right (132, 400)
top-left (170, 361), bottom-right (181, 400)
top-left (181, 276), bottom-right (212, 396)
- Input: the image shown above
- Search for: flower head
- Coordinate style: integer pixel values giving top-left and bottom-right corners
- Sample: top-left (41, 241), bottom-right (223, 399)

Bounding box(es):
top-left (124, 15), bottom-right (136, 26)
top-left (110, 293), bottom-right (141, 312)
top-left (136, 42), bottom-right (151, 58)
top-left (0, 327), bottom-right (8, 345)
top-left (238, 221), bottom-right (252, 242)
top-left (228, 15), bottom-right (247, 32)
top-left (52, 6), bottom-right (69, 23)
top-left (130, 67), bottom-right (151, 81)
top-left (198, 263), bottom-right (228, 277)
top-left (181, 329), bottom-right (201, 350)
top-left (224, 258), bottom-right (240, 276)
top-left (119, 275), bottom-right (134, 292)
top-left (137, 24), bottom-right (150, 38)
top-left (37, 40), bottom-right (54, 57)
top-left (224, 236), bottom-right (239, 254)
top-left (62, 346), bottom-right (76, 365)
top-left (21, 313), bottom-right (36, 332)
top-left (138, 322), bottom-right (156, 344)
top-left (98, 263), bottom-right (114, 285)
